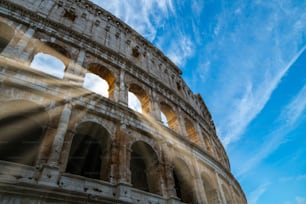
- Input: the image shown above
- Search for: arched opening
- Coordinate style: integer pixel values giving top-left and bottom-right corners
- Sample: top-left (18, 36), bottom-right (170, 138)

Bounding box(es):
top-left (0, 100), bottom-right (48, 166)
top-left (130, 141), bottom-right (161, 195)
top-left (30, 53), bottom-right (66, 78)
top-left (66, 122), bottom-right (111, 181)
top-left (83, 72), bottom-right (109, 97)
top-left (161, 112), bottom-right (168, 126)
top-left (160, 102), bottom-right (179, 132)
top-left (202, 130), bottom-right (214, 155)
top-left (201, 172), bottom-right (220, 203)
top-left (30, 42), bottom-right (70, 79)
top-left (84, 63), bottom-right (115, 99)
top-left (128, 83), bottom-right (150, 114)
top-left (0, 22), bottom-right (14, 53)
top-left (128, 92), bottom-right (142, 113)
top-left (184, 118), bottom-right (200, 145)
top-left (172, 158), bottom-right (196, 203)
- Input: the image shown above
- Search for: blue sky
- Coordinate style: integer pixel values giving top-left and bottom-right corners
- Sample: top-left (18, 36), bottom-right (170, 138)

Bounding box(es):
top-left (89, 1), bottom-right (306, 203)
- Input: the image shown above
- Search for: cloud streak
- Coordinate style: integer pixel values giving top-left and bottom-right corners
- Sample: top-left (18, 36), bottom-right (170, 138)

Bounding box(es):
top-left (237, 78), bottom-right (306, 176)
top-left (248, 182), bottom-right (270, 204)
top-left (222, 45), bottom-right (306, 147)
top-left (194, 1), bottom-right (306, 148)
top-left (91, 0), bottom-right (196, 67)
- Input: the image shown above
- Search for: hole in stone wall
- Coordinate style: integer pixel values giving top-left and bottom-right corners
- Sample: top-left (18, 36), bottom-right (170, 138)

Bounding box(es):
top-left (130, 141), bottom-right (161, 195)
top-left (0, 100), bottom-right (48, 166)
top-left (86, 63), bottom-right (115, 100)
top-left (30, 53), bottom-right (66, 79)
top-left (83, 72), bottom-right (109, 97)
top-left (128, 83), bottom-right (150, 114)
top-left (184, 118), bottom-right (200, 145)
top-left (159, 102), bottom-right (179, 132)
top-left (66, 122), bottom-right (111, 181)
top-left (128, 92), bottom-right (142, 113)
top-left (0, 22), bottom-right (14, 53)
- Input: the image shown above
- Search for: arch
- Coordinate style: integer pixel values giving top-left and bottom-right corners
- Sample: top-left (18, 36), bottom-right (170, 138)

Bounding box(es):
top-left (66, 122), bottom-right (111, 181)
top-left (0, 100), bottom-right (49, 166)
top-left (172, 158), bottom-right (196, 203)
top-left (30, 42), bottom-right (70, 79)
top-left (83, 72), bottom-right (109, 97)
top-left (83, 63), bottom-right (115, 99)
top-left (130, 141), bottom-right (161, 195)
top-left (159, 102), bottom-right (179, 132)
top-left (128, 83), bottom-right (150, 113)
top-left (202, 130), bottom-right (214, 155)
top-left (201, 172), bottom-right (220, 203)
top-left (0, 22), bottom-right (14, 53)
top-left (184, 118), bottom-right (200, 145)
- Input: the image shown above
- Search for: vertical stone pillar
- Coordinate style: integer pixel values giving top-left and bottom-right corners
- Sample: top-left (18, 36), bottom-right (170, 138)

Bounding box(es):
top-left (118, 69), bottom-right (128, 106)
top-left (216, 172), bottom-right (226, 204)
top-left (177, 109), bottom-right (187, 137)
top-left (109, 140), bottom-right (120, 183)
top-left (160, 142), bottom-right (176, 198)
top-left (47, 103), bottom-right (72, 167)
top-left (192, 158), bottom-right (207, 203)
top-left (64, 49), bottom-right (86, 85)
top-left (2, 27), bottom-right (35, 62)
top-left (150, 90), bottom-right (161, 121)
top-left (115, 124), bottom-right (131, 183)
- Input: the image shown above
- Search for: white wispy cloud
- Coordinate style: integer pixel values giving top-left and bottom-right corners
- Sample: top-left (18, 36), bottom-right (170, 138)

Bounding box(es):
top-left (237, 79), bottom-right (306, 176)
top-left (91, 0), bottom-right (174, 42)
top-left (279, 174), bottom-right (306, 182)
top-left (166, 34), bottom-right (195, 66)
top-left (91, 0), bottom-right (196, 67)
top-left (248, 182), bottom-right (270, 204)
top-left (196, 0), bottom-right (306, 148)
top-left (222, 45), bottom-right (306, 147)
top-left (296, 197), bottom-right (306, 204)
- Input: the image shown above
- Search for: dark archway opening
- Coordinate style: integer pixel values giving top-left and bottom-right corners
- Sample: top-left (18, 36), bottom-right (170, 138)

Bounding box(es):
top-left (66, 135), bottom-right (101, 179)
top-left (66, 122), bottom-right (111, 181)
top-left (0, 22), bottom-right (14, 53)
top-left (130, 141), bottom-right (161, 195)
top-left (173, 159), bottom-right (195, 203)
top-left (130, 151), bottom-right (149, 192)
top-left (0, 115), bottom-right (43, 166)
top-left (0, 100), bottom-right (48, 166)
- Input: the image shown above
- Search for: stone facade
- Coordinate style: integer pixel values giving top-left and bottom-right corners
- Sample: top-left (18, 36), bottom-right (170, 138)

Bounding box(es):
top-left (0, 0), bottom-right (246, 203)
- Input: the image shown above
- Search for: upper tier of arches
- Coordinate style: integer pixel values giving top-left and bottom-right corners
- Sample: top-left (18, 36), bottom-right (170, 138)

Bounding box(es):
top-left (0, 15), bottom-right (229, 170)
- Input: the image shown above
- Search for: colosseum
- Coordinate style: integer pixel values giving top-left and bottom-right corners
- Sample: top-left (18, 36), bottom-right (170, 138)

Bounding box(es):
top-left (0, 0), bottom-right (246, 203)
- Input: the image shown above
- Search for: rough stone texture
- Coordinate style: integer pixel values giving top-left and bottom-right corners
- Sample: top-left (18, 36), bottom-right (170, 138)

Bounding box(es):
top-left (0, 0), bottom-right (246, 203)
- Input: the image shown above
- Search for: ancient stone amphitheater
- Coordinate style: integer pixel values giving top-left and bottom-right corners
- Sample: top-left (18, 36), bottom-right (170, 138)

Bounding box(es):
top-left (0, 0), bottom-right (246, 203)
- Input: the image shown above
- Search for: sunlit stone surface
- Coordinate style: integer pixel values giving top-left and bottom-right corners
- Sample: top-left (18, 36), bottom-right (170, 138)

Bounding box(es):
top-left (0, 0), bottom-right (246, 203)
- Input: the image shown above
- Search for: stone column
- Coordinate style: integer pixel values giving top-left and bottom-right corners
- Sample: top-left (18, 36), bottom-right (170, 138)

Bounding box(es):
top-left (109, 140), bottom-right (120, 183)
top-left (115, 124), bottom-right (131, 183)
top-left (216, 172), bottom-right (226, 204)
top-left (2, 26), bottom-right (35, 62)
top-left (192, 158), bottom-right (207, 203)
top-left (150, 90), bottom-right (161, 121)
top-left (47, 103), bottom-right (72, 167)
top-left (118, 69), bottom-right (128, 106)
top-left (64, 49), bottom-right (86, 85)
top-left (177, 109), bottom-right (187, 137)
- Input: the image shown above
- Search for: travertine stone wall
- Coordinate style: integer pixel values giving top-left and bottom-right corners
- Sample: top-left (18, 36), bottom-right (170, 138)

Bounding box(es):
top-left (0, 0), bottom-right (246, 203)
